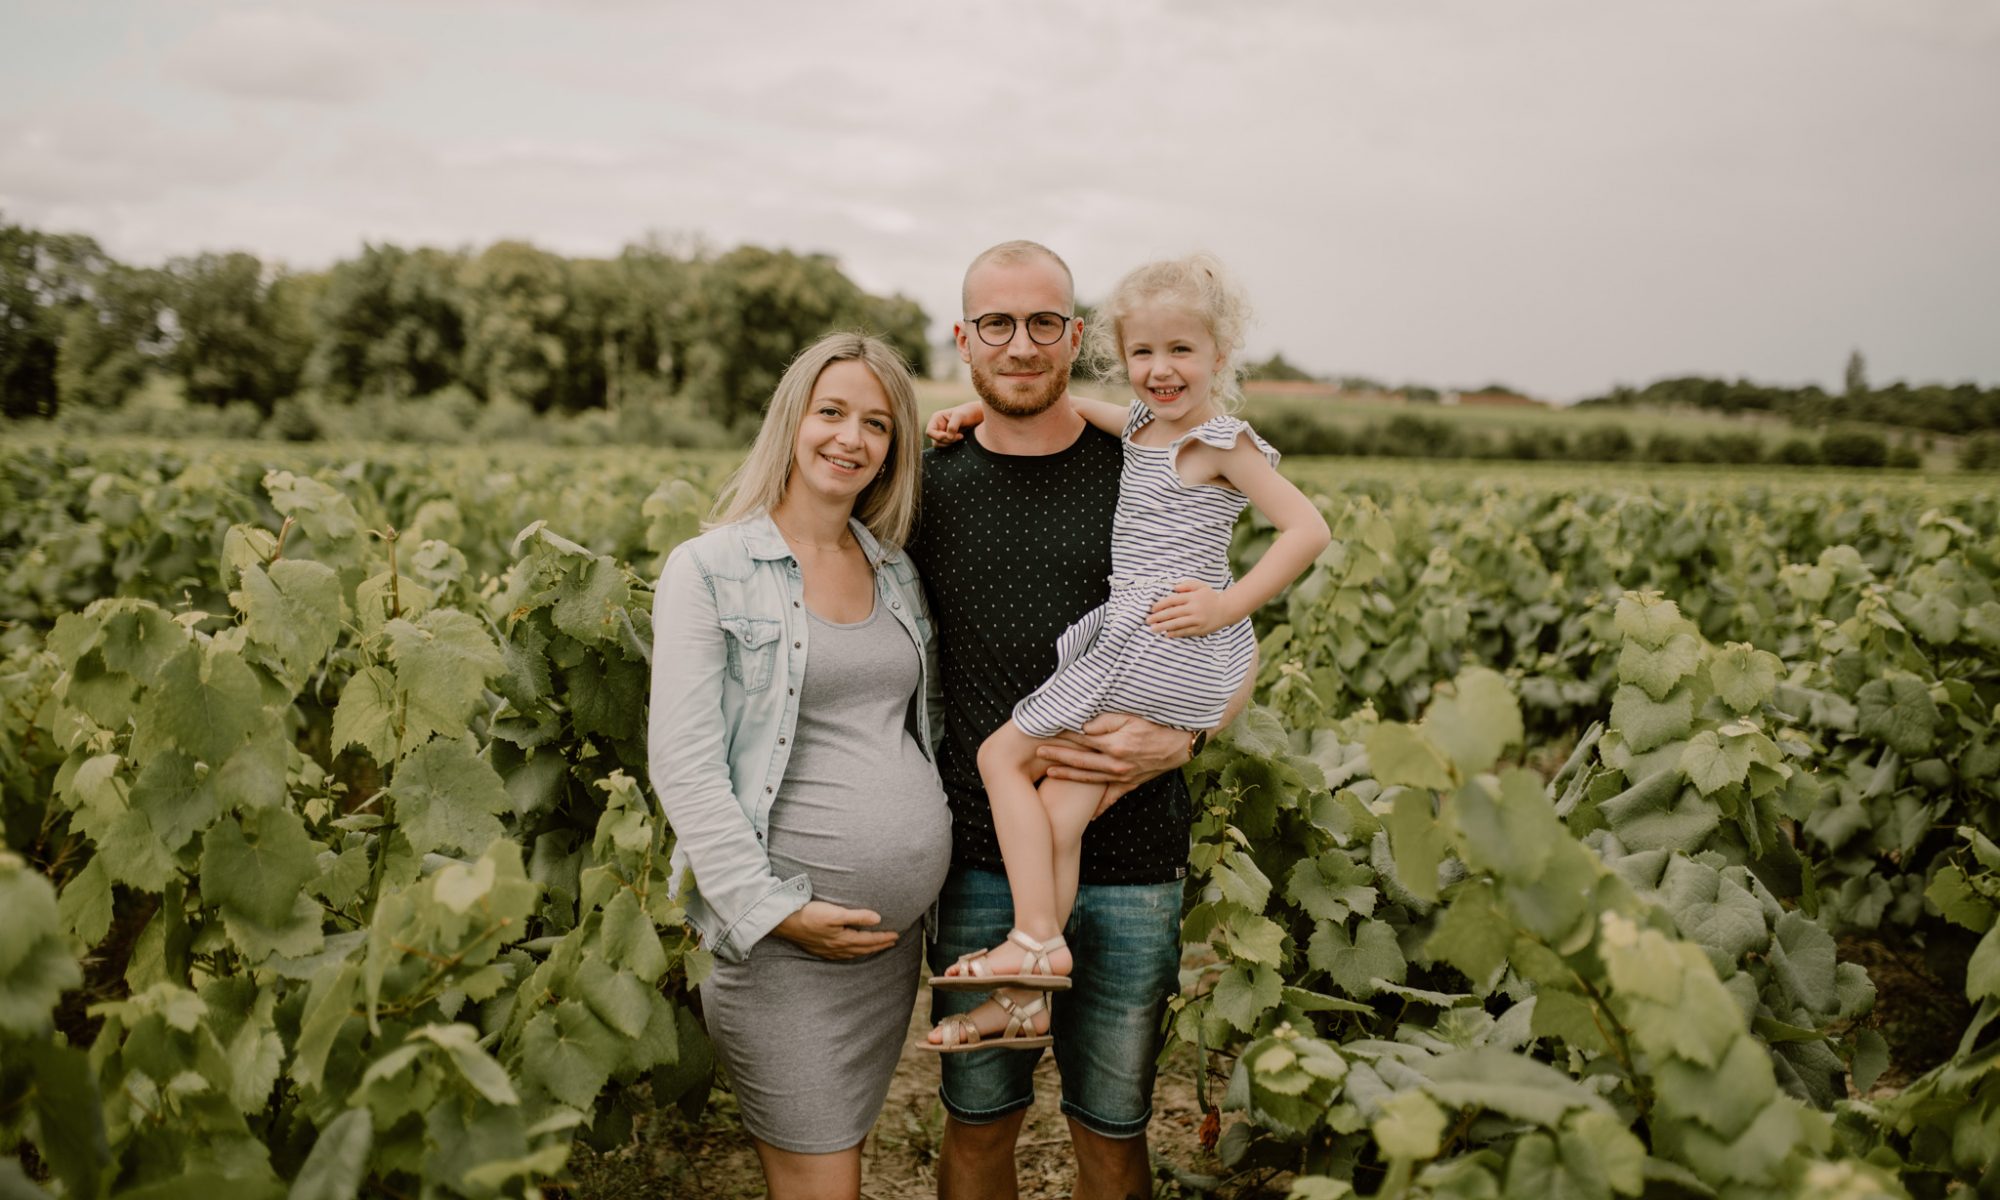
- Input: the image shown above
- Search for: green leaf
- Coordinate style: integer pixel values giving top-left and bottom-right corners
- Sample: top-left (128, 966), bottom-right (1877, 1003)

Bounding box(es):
top-left (1613, 592), bottom-right (1691, 648)
top-left (387, 610), bottom-right (504, 746)
top-left (1371, 1090), bottom-right (1446, 1160)
top-left (1708, 643), bottom-right (1781, 712)
top-left (1653, 1032), bottom-right (1777, 1139)
top-left (1679, 731), bottom-right (1752, 796)
top-left (1617, 632), bottom-right (1701, 701)
top-left (1969, 923), bottom-right (2000, 1002)
top-left (1426, 881), bottom-right (1510, 985)
top-left (287, 1107), bottom-right (372, 1200)
top-left (200, 808), bottom-right (321, 928)
top-left (1366, 723), bottom-right (1454, 791)
top-left (600, 888), bottom-right (669, 982)
top-left (1767, 911), bottom-right (1838, 1018)
top-left (58, 857), bottom-right (113, 948)
top-left (520, 1000), bottom-right (622, 1110)
top-left (234, 559), bottom-right (342, 679)
top-left (411, 1023), bottom-right (521, 1106)
top-left (1608, 684), bottom-right (1693, 754)
top-left (576, 956), bottom-right (653, 1038)
top-left (136, 642), bottom-right (266, 765)
top-left (1423, 1046), bottom-right (1612, 1126)
top-left (1419, 667), bottom-right (1523, 778)
top-left (390, 739), bottom-right (512, 858)
top-left (552, 555), bottom-right (633, 645)
top-left (330, 665), bottom-right (399, 764)
top-left (1856, 674), bottom-right (1939, 757)
top-left (209, 732), bottom-right (290, 812)
top-left (1286, 854), bottom-right (1378, 925)
top-left (94, 808), bottom-right (180, 892)
top-left (1927, 865), bottom-right (1995, 933)
top-left (23, 1040), bottom-right (108, 1197)
top-left (1210, 962), bottom-right (1282, 1032)
top-left (129, 750), bottom-right (219, 851)
top-left (1386, 788), bottom-right (1444, 904)
top-left (1450, 770), bottom-right (1559, 885)
top-left (1893, 589), bottom-right (1962, 645)
top-left (98, 603), bottom-right (184, 684)
top-left (1530, 990), bottom-right (1612, 1056)
top-left (1308, 918), bottom-right (1405, 999)
top-left (0, 868), bottom-right (82, 1033)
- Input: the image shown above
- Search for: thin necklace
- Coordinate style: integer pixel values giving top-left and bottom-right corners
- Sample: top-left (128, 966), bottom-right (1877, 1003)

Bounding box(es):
top-left (772, 514), bottom-right (851, 553)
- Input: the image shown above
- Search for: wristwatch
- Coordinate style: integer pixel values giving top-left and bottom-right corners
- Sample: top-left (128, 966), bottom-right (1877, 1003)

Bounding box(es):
top-left (1186, 729), bottom-right (1209, 761)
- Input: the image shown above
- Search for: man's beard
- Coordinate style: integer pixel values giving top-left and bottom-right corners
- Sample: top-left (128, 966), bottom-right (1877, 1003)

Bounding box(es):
top-left (969, 353), bottom-right (1069, 417)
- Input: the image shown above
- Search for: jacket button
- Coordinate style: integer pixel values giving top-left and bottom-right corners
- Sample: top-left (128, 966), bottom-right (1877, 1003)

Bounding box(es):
top-left (778, 736), bottom-right (787, 745)
top-left (891, 600), bottom-right (901, 610)
top-left (765, 786), bottom-right (773, 794)
top-left (788, 687), bottom-right (796, 695)
top-left (793, 641), bottom-right (801, 648)
top-left (793, 600), bottom-right (800, 607)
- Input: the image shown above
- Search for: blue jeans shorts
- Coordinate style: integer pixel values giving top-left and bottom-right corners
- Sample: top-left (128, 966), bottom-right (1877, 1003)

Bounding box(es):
top-left (927, 867), bottom-right (1184, 1139)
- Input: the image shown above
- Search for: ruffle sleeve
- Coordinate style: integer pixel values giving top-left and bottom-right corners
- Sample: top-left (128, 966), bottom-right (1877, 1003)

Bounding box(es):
top-left (1176, 415), bottom-right (1281, 468)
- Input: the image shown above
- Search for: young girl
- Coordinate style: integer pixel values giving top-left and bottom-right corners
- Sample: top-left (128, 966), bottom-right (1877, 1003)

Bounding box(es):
top-left (922, 254), bottom-right (1332, 1051)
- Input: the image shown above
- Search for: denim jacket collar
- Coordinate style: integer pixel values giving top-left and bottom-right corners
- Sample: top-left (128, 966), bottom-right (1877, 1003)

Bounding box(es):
top-left (741, 511), bottom-right (890, 567)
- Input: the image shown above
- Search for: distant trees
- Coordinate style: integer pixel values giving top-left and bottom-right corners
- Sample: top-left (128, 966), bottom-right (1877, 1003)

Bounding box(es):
top-left (1580, 368), bottom-right (2000, 436)
top-left (1244, 352), bottom-right (1316, 382)
top-left (0, 212), bottom-right (935, 426)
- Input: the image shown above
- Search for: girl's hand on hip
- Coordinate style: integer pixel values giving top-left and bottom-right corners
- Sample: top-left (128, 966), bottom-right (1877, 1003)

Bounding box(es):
top-left (772, 901), bottom-right (898, 960)
top-left (1148, 580), bottom-right (1230, 637)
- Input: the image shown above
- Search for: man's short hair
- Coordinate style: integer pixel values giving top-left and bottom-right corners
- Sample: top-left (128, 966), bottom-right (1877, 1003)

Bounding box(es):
top-left (961, 240), bottom-right (1076, 314)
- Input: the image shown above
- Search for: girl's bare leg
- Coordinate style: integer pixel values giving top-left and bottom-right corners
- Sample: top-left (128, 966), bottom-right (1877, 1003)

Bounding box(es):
top-left (1040, 776), bottom-right (1103, 937)
top-left (969, 720), bottom-right (1072, 960)
top-left (928, 722), bottom-right (1081, 1045)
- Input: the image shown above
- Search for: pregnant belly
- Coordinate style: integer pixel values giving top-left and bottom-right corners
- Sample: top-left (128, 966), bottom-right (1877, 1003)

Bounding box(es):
top-left (764, 756), bottom-right (951, 933)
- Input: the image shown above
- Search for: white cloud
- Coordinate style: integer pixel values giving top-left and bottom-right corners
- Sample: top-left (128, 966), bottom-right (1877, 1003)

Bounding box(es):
top-left (163, 9), bottom-right (386, 104)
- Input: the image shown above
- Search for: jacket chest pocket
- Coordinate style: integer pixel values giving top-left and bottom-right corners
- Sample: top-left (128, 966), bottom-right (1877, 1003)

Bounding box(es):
top-left (719, 615), bottom-right (781, 693)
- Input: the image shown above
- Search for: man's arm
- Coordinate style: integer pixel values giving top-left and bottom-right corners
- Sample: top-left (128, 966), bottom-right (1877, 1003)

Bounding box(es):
top-left (1038, 644), bottom-right (1260, 816)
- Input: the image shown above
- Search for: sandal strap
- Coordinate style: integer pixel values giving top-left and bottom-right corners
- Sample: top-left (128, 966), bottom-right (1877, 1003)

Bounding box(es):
top-left (994, 991), bottom-right (1048, 1039)
top-left (1005, 929), bottom-right (1066, 976)
top-left (935, 1014), bottom-right (982, 1048)
top-left (951, 947), bottom-right (993, 978)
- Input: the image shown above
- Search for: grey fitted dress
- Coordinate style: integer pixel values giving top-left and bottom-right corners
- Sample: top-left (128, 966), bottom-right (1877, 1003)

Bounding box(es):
top-left (698, 600), bottom-right (952, 1153)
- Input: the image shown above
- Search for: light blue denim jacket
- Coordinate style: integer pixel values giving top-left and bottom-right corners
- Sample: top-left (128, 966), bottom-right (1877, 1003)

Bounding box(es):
top-left (646, 512), bottom-right (942, 963)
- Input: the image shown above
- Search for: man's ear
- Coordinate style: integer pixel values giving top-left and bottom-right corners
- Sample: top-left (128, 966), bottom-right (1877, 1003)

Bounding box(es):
top-left (954, 322), bottom-right (972, 363)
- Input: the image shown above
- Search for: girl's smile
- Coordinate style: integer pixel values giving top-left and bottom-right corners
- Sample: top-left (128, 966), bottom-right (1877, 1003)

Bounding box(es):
top-left (1121, 304), bottom-right (1224, 429)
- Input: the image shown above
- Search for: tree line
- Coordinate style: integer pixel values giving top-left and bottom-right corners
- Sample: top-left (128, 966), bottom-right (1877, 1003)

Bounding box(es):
top-left (0, 214), bottom-right (930, 426)
top-left (1578, 358), bottom-right (2000, 436)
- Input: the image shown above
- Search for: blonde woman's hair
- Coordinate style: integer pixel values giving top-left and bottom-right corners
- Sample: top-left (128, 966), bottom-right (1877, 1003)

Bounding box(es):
top-left (706, 331), bottom-right (922, 553)
top-left (1084, 252), bottom-right (1254, 412)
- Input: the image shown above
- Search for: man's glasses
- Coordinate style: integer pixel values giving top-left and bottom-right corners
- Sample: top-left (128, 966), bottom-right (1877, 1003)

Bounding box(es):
top-left (965, 312), bottom-right (1073, 347)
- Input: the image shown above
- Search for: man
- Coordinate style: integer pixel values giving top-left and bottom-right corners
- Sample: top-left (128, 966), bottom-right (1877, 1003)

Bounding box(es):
top-left (906, 240), bottom-right (1252, 1200)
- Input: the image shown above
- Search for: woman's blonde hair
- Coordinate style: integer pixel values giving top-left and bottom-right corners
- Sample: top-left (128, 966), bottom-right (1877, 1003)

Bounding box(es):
top-left (1084, 252), bottom-right (1254, 413)
top-left (706, 331), bottom-right (922, 553)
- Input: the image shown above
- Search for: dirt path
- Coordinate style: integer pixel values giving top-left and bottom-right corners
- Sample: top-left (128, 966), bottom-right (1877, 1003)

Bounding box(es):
top-left (571, 991), bottom-right (1230, 1199)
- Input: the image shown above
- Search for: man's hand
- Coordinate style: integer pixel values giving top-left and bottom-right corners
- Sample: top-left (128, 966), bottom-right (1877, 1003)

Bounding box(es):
top-left (1038, 712), bottom-right (1192, 818)
top-left (771, 901), bottom-right (898, 960)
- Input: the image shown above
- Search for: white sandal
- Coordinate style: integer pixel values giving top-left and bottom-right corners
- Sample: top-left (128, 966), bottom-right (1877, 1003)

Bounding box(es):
top-left (919, 991), bottom-right (1053, 1054)
top-left (929, 929), bottom-right (1072, 993)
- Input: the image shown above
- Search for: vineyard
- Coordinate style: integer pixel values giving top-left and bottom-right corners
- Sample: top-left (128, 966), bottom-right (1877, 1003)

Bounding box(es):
top-left (2, 438), bottom-right (1997, 1198)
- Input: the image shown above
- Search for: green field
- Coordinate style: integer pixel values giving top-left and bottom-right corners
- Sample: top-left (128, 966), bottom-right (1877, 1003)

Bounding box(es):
top-left (3, 438), bottom-right (1996, 1198)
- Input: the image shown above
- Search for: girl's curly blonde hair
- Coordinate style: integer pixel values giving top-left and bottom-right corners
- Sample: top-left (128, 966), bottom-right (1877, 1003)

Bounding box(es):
top-left (1084, 252), bottom-right (1254, 413)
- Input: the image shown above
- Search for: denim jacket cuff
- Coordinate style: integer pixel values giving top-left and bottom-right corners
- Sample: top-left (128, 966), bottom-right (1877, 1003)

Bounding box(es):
top-left (713, 873), bottom-right (813, 963)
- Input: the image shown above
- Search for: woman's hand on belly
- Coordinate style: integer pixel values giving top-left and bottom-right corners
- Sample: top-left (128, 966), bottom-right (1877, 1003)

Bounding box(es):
top-left (771, 900), bottom-right (899, 960)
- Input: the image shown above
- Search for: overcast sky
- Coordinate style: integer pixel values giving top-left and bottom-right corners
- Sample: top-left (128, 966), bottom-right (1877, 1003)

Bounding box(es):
top-left (3, 0), bottom-right (1996, 401)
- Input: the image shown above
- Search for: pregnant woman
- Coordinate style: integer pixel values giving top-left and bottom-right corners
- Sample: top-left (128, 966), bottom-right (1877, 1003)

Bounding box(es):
top-left (648, 332), bottom-right (950, 1199)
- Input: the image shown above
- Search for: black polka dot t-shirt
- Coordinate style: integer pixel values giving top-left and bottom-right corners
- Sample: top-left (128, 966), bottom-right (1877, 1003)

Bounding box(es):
top-left (907, 422), bottom-right (1191, 886)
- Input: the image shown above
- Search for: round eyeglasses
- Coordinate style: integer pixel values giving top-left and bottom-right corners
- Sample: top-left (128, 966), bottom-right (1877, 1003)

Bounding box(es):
top-left (965, 311), bottom-right (1074, 347)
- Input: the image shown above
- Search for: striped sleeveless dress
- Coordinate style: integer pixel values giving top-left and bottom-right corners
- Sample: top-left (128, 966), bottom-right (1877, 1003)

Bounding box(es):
top-left (1011, 401), bottom-right (1279, 738)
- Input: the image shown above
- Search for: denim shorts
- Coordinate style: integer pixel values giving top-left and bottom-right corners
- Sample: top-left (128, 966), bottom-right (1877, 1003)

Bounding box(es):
top-left (927, 867), bottom-right (1184, 1139)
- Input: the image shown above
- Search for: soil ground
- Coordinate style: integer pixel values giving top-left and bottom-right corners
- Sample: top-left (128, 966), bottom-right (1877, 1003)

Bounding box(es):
top-left (566, 990), bottom-right (1248, 1200)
